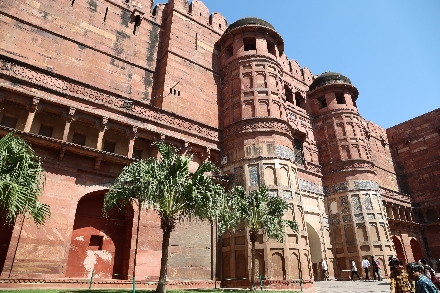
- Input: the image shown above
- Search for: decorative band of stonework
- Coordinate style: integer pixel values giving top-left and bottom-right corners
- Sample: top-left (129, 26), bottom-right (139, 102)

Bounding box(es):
top-left (298, 179), bottom-right (324, 194)
top-left (221, 118), bottom-right (293, 140)
top-left (324, 180), bottom-right (379, 195)
top-left (0, 57), bottom-right (219, 141)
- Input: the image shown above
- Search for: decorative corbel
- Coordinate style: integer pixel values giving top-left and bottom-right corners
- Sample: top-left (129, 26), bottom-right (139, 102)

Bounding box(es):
top-left (58, 146), bottom-right (67, 162)
top-left (94, 155), bottom-right (103, 170)
top-left (30, 97), bottom-right (40, 112)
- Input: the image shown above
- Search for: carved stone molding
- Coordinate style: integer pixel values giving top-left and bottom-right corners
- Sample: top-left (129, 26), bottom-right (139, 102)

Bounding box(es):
top-left (322, 159), bottom-right (376, 175)
top-left (0, 56), bottom-right (219, 142)
top-left (221, 118), bottom-right (293, 141)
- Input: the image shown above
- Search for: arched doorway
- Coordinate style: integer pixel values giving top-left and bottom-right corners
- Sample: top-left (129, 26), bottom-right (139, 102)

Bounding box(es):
top-left (410, 238), bottom-right (424, 263)
top-left (65, 191), bottom-right (133, 279)
top-left (392, 236), bottom-right (405, 262)
top-left (306, 223), bottom-right (322, 281)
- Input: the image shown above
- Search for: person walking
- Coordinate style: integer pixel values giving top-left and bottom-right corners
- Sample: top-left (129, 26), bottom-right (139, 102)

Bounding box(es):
top-left (390, 258), bottom-right (414, 293)
top-left (406, 262), bottom-right (437, 293)
top-left (372, 256), bottom-right (382, 281)
top-left (351, 259), bottom-right (361, 281)
top-left (321, 259), bottom-right (329, 281)
top-left (362, 257), bottom-right (371, 281)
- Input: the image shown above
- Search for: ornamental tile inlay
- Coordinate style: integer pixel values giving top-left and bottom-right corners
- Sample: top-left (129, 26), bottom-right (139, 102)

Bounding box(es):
top-left (377, 214), bottom-right (384, 221)
top-left (354, 180), bottom-right (379, 191)
top-left (363, 195), bottom-right (373, 211)
top-left (324, 182), bottom-right (348, 195)
top-left (322, 216), bottom-right (329, 225)
top-left (268, 190), bottom-right (278, 197)
top-left (331, 215), bottom-right (340, 225)
top-left (351, 195), bottom-right (362, 212)
top-left (340, 197), bottom-right (350, 214)
top-left (249, 165), bottom-right (259, 187)
top-left (354, 214), bottom-right (364, 221)
top-left (367, 213), bottom-right (375, 220)
top-left (342, 215), bottom-right (352, 223)
top-left (283, 190), bottom-right (292, 199)
top-left (275, 145), bottom-right (296, 162)
top-left (298, 179), bottom-right (324, 194)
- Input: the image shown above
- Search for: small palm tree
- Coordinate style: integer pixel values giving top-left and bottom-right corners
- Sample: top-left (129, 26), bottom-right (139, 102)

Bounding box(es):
top-left (104, 141), bottom-right (224, 293)
top-left (219, 185), bottom-right (298, 291)
top-left (0, 132), bottom-right (50, 225)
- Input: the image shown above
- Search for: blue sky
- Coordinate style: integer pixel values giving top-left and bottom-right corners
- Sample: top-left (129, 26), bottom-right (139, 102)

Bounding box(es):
top-left (154, 0), bottom-right (440, 129)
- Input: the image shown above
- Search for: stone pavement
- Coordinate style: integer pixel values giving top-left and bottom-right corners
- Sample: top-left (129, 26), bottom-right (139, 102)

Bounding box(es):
top-left (313, 279), bottom-right (391, 293)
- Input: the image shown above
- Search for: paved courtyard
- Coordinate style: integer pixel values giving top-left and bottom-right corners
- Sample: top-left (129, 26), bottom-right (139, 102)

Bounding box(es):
top-left (314, 280), bottom-right (391, 293)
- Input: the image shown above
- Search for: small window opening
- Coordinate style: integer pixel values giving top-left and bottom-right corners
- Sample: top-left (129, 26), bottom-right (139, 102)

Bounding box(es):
top-left (89, 235), bottom-right (103, 250)
top-left (336, 93), bottom-right (345, 104)
top-left (1, 115), bottom-right (18, 128)
top-left (267, 41), bottom-right (276, 56)
top-left (133, 148), bottom-right (142, 160)
top-left (284, 85), bottom-right (293, 103)
top-left (294, 138), bottom-right (304, 165)
top-left (104, 7), bottom-right (108, 22)
top-left (152, 6), bottom-right (157, 16)
top-left (173, 89), bottom-right (176, 95)
top-left (71, 0), bottom-right (75, 6)
top-left (295, 92), bottom-right (304, 109)
top-left (352, 98), bottom-right (357, 108)
top-left (317, 96), bottom-right (327, 109)
top-left (225, 43), bottom-right (233, 59)
top-left (124, 0), bottom-right (130, 4)
top-left (38, 124), bottom-right (53, 138)
top-left (178, 91), bottom-right (180, 96)
top-left (199, 12), bottom-right (202, 16)
top-left (243, 37), bottom-right (256, 51)
top-left (133, 15), bottom-right (141, 35)
top-left (219, 23), bottom-right (221, 29)
top-left (103, 140), bottom-right (116, 153)
top-left (170, 88), bottom-right (173, 94)
top-left (72, 132), bottom-right (86, 146)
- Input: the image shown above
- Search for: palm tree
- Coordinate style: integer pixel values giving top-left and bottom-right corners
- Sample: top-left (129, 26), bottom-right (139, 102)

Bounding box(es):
top-left (218, 185), bottom-right (298, 291)
top-left (0, 132), bottom-right (50, 225)
top-left (104, 141), bottom-right (225, 293)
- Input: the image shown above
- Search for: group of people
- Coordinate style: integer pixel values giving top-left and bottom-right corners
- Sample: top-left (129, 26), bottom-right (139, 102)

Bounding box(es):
top-left (388, 257), bottom-right (439, 293)
top-left (320, 256), bottom-right (439, 293)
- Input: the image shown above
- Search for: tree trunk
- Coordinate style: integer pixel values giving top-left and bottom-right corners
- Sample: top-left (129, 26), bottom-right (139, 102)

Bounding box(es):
top-left (249, 229), bottom-right (258, 291)
top-left (156, 220), bottom-right (173, 293)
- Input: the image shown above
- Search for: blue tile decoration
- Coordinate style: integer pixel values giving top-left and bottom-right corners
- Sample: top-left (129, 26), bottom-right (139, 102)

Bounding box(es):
top-left (331, 215), bottom-right (340, 225)
top-left (354, 214), bottom-right (364, 221)
top-left (342, 215), bottom-right (352, 223)
top-left (354, 180), bottom-right (379, 190)
top-left (275, 145), bottom-right (295, 162)
top-left (324, 182), bottom-right (348, 195)
top-left (351, 195), bottom-right (362, 212)
top-left (249, 165), bottom-right (259, 186)
top-left (298, 179), bottom-right (324, 194)
top-left (295, 192), bottom-right (301, 202)
top-left (322, 216), bottom-right (329, 225)
top-left (340, 196), bottom-right (349, 214)
top-left (377, 214), bottom-right (384, 221)
top-left (269, 190), bottom-right (278, 197)
top-left (363, 195), bottom-right (373, 210)
top-left (367, 213), bottom-right (375, 220)
top-left (234, 167), bottom-right (244, 187)
top-left (283, 190), bottom-right (292, 199)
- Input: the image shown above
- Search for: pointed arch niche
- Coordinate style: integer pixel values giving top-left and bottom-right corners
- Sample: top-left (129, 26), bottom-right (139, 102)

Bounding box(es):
top-left (65, 191), bottom-right (133, 279)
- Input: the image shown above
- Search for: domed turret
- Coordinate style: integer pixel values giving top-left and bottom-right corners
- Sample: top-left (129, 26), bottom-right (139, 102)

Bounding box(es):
top-left (309, 72), bottom-right (352, 91)
top-left (225, 17), bottom-right (275, 33)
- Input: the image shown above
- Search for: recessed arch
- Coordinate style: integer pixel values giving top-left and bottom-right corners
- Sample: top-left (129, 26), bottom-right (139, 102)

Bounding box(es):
top-left (392, 235), bottom-right (405, 262)
top-left (306, 222), bottom-right (322, 281)
top-left (65, 190), bottom-right (133, 279)
top-left (410, 238), bottom-right (423, 263)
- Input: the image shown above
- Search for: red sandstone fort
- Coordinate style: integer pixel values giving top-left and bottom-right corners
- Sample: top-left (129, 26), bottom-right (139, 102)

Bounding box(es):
top-left (0, 0), bottom-right (439, 290)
